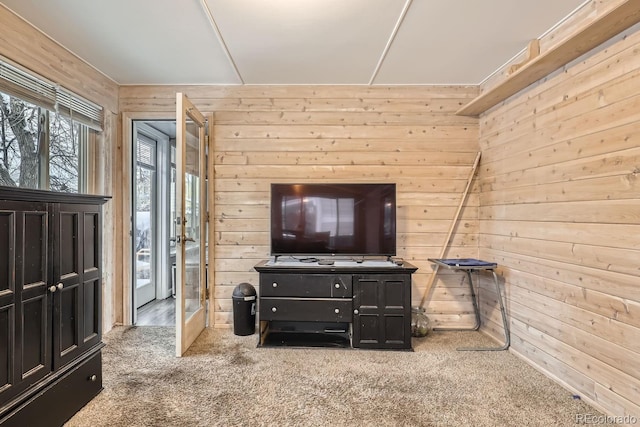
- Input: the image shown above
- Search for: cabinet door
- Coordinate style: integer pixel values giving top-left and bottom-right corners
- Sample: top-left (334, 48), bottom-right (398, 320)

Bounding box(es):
top-left (0, 201), bottom-right (52, 407)
top-left (352, 274), bottom-right (411, 349)
top-left (52, 203), bottom-right (102, 369)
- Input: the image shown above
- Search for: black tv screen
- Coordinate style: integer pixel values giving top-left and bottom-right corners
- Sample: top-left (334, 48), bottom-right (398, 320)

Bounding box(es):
top-left (270, 183), bottom-right (396, 256)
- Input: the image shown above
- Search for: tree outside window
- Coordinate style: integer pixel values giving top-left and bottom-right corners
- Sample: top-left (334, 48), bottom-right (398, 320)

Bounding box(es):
top-left (0, 92), bottom-right (86, 192)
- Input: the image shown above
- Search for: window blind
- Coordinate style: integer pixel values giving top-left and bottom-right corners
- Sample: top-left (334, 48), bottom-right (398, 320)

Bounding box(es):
top-left (55, 87), bottom-right (104, 131)
top-left (0, 60), bottom-right (56, 109)
top-left (0, 55), bottom-right (103, 131)
top-left (136, 137), bottom-right (156, 168)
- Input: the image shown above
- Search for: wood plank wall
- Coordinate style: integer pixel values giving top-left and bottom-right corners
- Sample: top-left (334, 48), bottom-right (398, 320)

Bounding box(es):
top-left (477, 21), bottom-right (640, 419)
top-left (0, 5), bottom-right (120, 333)
top-left (119, 85), bottom-right (480, 328)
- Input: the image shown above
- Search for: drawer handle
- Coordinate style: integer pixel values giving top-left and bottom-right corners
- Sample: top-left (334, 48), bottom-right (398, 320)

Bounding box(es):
top-left (334, 308), bottom-right (340, 314)
top-left (89, 374), bottom-right (97, 382)
top-left (334, 283), bottom-right (340, 289)
top-left (272, 282), bottom-right (278, 288)
top-left (271, 307), bottom-right (277, 312)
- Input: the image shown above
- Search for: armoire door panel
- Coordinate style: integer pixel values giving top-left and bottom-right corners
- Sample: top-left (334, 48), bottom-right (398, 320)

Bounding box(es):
top-left (58, 211), bottom-right (79, 277)
top-left (83, 278), bottom-right (100, 343)
top-left (0, 211), bottom-right (14, 295)
top-left (0, 200), bottom-right (52, 408)
top-left (0, 211), bottom-right (15, 393)
top-left (21, 295), bottom-right (48, 377)
top-left (59, 284), bottom-right (79, 357)
top-left (19, 206), bottom-right (50, 385)
top-left (83, 212), bottom-right (98, 271)
top-left (0, 212), bottom-right (15, 389)
top-left (22, 212), bottom-right (48, 287)
top-left (0, 305), bottom-right (13, 391)
top-left (54, 204), bottom-right (87, 368)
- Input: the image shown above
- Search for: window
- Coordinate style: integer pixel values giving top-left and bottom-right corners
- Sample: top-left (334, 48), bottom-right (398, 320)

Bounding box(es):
top-left (0, 92), bottom-right (91, 193)
top-left (170, 143), bottom-right (177, 250)
top-left (0, 57), bottom-right (102, 193)
top-left (49, 113), bottom-right (87, 193)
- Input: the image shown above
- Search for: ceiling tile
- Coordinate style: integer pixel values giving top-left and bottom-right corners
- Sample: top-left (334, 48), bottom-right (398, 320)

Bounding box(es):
top-left (205, 0), bottom-right (407, 84)
top-left (375, 0), bottom-right (587, 84)
top-left (1, 0), bottom-right (240, 84)
top-left (1, 0), bottom-right (591, 85)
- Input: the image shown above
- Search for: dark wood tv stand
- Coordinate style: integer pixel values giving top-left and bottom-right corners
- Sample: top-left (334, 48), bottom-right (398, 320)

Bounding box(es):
top-left (254, 259), bottom-right (417, 350)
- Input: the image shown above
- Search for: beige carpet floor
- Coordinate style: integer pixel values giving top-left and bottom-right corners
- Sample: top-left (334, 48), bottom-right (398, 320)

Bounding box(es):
top-left (65, 326), bottom-right (603, 427)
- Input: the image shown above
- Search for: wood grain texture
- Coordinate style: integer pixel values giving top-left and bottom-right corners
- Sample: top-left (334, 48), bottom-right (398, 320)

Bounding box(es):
top-left (478, 18), bottom-right (640, 420)
top-left (122, 84), bottom-right (480, 329)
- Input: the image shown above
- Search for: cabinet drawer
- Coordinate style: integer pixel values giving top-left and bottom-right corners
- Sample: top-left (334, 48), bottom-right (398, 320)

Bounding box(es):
top-left (260, 298), bottom-right (352, 322)
top-left (260, 273), bottom-right (352, 298)
top-left (1, 350), bottom-right (102, 427)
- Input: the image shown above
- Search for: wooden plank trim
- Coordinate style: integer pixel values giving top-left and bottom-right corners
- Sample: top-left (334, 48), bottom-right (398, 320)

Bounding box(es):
top-left (457, 0), bottom-right (640, 117)
top-left (508, 39), bottom-right (540, 75)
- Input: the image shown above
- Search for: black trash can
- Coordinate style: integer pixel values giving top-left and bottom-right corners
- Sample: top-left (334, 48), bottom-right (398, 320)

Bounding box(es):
top-left (232, 283), bottom-right (257, 336)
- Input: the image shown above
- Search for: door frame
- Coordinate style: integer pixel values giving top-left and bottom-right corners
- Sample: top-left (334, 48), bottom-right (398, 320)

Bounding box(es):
top-left (131, 122), bottom-right (172, 314)
top-left (121, 112), bottom-right (215, 330)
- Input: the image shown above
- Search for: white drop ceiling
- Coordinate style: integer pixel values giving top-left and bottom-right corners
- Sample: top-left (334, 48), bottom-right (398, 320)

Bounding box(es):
top-left (1, 0), bottom-right (587, 85)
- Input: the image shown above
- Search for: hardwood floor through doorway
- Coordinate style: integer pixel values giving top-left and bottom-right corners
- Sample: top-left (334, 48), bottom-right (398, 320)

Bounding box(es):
top-left (137, 298), bottom-right (175, 326)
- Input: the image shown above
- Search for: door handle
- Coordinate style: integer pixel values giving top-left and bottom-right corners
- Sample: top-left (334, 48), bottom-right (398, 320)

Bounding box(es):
top-left (49, 283), bottom-right (64, 293)
top-left (175, 236), bottom-right (195, 244)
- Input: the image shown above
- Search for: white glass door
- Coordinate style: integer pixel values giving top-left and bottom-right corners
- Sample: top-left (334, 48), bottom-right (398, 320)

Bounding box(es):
top-left (132, 122), bottom-right (173, 324)
top-left (133, 133), bottom-right (157, 309)
top-left (175, 93), bottom-right (207, 356)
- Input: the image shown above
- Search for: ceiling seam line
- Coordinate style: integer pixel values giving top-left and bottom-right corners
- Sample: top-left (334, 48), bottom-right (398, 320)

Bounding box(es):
top-left (200, 0), bottom-right (245, 84)
top-left (368, 0), bottom-right (413, 86)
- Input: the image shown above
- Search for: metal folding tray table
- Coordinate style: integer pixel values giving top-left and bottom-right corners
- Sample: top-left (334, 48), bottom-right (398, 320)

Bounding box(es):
top-left (428, 258), bottom-right (510, 351)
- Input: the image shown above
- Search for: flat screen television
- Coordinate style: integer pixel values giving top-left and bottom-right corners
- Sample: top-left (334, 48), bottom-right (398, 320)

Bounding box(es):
top-left (270, 183), bottom-right (396, 257)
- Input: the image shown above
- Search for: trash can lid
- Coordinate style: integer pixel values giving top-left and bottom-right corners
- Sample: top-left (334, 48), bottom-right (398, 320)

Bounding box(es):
top-left (232, 282), bottom-right (257, 298)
